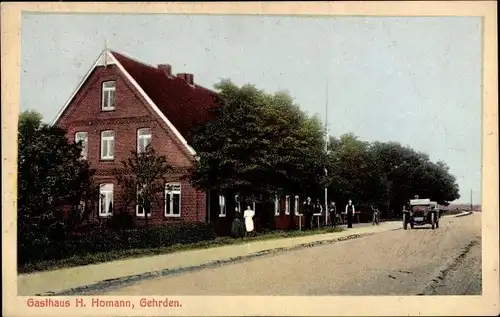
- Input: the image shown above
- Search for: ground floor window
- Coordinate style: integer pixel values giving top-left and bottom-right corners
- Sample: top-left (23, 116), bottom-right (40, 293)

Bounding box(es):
top-left (235, 195), bottom-right (241, 213)
top-left (136, 184), bottom-right (151, 217)
top-left (165, 183), bottom-right (181, 217)
top-left (219, 195), bottom-right (226, 217)
top-left (99, 183), bottom-right (114, 217)
top-left (294, 195), bottom-right (301, 215)
top-left (285, 195), bottom-right (291, 215)
top-left (274, 196), bottom-right (280, 216)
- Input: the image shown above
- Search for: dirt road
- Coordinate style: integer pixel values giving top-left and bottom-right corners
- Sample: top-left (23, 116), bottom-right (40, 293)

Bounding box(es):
top-left (99, 213), bottom-right (481, 296)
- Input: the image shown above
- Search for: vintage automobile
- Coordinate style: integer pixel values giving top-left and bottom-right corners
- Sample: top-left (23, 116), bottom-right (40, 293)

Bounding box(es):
top-left (403, 198), bottom-right (440, 230)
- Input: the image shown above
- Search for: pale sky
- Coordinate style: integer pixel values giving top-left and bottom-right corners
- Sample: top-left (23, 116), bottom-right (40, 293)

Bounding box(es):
top-left (20, 14), bottom-right (482, 204)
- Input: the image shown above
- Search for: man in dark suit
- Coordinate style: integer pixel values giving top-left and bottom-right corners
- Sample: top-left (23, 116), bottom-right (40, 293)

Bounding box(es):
top-left (303, 197), bottom-right (313, 230)
top-left (345, 199), bottom-right (355, 228)
top-left (329, 202), bottom-right (337, 227)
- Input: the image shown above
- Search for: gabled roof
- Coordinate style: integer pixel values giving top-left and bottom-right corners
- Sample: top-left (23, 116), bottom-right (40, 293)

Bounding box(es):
top-left (54, 49), bottom-right (220, 156)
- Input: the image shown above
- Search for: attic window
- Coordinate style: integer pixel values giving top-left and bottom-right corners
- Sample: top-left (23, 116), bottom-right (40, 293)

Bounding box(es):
top-left (101, 81), bottom-right (116, 111)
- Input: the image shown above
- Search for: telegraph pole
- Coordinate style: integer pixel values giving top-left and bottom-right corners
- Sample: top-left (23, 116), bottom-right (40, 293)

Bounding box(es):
top-left (324, 80), bottom-right (329, 226)
top-left (470, 189), bottom-right (473, 211)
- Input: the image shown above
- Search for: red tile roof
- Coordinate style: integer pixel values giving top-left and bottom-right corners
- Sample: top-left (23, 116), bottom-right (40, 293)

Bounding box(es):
top-left (111, 51), bottom-right (219, 143)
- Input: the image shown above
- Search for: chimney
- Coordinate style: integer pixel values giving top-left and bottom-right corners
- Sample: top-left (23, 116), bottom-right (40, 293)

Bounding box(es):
top-left (176, 73), bottom-right (194, 85)
top-left (158, 64), bottom-right (172, 77)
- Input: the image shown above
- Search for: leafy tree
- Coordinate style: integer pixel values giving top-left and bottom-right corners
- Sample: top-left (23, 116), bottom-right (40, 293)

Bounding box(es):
top-left (18, 110), bottom-right (96, 264)
top-left (327, 135), bottom-right (460, 216)
top-left (190, 80), bottom-right (328, 205)
top-left (327, 133), bottom-right (374, 206)
top-left (115, 146), bottom-right (173, 227)
top-left (191, 80), bottom-right (280, 201)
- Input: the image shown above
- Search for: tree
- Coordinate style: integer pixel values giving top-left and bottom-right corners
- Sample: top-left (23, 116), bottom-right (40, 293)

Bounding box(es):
top-left (260, 91), bottom-right (328, 198)
top-left (326, 135), bottom-right (461, 216)
top-left (327, 133), bottom-right (375, 206)
top-left (190, 80), bottom-right (329, 204)
top-left (18, 110), bottom-right (96, 263)
top-left (191, 80), bottom-right (280, 201)
top-left (115, 146), bottom-right (173, 227)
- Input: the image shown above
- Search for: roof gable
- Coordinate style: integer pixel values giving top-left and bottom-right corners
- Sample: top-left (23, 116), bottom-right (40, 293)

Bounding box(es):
top-left (54, 49), bottom-right (221, 157)
top-left (110, 51), bottom-right (219, 144)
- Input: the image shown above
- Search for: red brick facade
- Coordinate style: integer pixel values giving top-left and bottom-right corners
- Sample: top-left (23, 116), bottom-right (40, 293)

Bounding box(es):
top-left (55, 51), bottom-right (216, 227)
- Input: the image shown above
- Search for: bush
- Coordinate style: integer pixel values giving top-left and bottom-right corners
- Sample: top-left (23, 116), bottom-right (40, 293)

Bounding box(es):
top-left (107, 213), bottom-right (135, 230)
top-left (18, 222), bottom-right (217, 268)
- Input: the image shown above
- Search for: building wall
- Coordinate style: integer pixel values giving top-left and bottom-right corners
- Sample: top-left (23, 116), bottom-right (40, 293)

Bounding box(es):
top-left (57, 64), bottom-right (205, 226)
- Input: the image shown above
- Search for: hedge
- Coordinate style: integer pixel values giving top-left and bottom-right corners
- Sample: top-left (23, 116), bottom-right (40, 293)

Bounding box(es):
top-left (18, 222), bottom-right (217, 266)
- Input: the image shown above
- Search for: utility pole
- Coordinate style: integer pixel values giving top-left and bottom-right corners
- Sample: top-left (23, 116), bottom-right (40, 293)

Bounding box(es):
top-left (324, 80), bottom-right (329, 226)
top-left (470, 189), bottom-right (473, 211)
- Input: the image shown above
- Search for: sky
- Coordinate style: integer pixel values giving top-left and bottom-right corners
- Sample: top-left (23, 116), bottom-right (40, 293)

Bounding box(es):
top-left (20, 14), bottom-right (482, 204)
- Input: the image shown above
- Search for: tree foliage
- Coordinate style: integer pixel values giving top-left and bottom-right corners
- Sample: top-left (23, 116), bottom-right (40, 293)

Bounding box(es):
top-left (190, 80), bottom-right (328, 202)
top-left (18, 110), bottom-right (97, 264)
top-left (115, 146), bottom-right (173, 226)
top-left (191, 80), bottom-right (461, 215)
top-left (327, 135), bottom-right (461, 213)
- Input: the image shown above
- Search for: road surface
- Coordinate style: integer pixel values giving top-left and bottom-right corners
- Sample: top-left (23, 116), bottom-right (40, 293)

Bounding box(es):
top-left (98, 213), bottom-right (481, 296)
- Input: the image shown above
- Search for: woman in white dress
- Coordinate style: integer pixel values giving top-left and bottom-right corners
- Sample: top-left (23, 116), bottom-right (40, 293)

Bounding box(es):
top-left (243, 205), bottom-right (255, 236)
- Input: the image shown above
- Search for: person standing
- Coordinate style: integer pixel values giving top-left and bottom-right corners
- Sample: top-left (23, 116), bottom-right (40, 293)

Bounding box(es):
top-left (371, 204), bottom-right (380, 225)
top-left (243, 205), bottom-right (255, 237)
top-left (345, 199), bottom-right (355, 228)
top-left (328, 202), bottom-right (337, 227)
top-left (231, 206), bottom-right (243, 238)
top-left (303, 197), bottom-right (313, 230)
top-left (313, 199), bottom-right (323, 228)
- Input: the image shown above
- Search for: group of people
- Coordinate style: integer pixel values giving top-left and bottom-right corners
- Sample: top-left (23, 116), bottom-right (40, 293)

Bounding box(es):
top-left (304, 198), bottom-right (383, 229)
top-left (303, 197), bottom-right (359, 229)
top-left (232, 197), bottom-right (382, 237)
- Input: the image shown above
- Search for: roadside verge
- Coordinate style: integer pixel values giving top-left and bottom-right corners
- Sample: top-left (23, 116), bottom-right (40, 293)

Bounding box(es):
top-left (19, 221), bottom-right (403, 296)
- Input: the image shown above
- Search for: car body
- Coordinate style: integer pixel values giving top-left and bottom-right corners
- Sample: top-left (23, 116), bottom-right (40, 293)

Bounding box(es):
top-left (403, 198), bottom-right (440, 230)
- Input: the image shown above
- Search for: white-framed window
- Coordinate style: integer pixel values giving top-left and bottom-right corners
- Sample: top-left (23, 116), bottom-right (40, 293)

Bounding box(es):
top-left (234, 195), bottom-right (241, 213)
top-left (165, 183), bottom-right (181, 217)
top-left (285, 195), bottom-right (291, 215)
top-left (74, 131), bottom-right (88, 159)
top-left (137, 128), bottom-right (152, 153)
top-left (101, 81), bottom-right (116, 110)
top-left (294, 195), bottom-right (301, 215)
top-left (100, 130), bottom-right (115, 160)
top-left (99, 183), bottom-right (114, 217)
top-left (136, 184), bottom-right (151, 217)
top-left (218, 195), bottom-right (226, 217)
top-left (274, 196), bottom-right (280, 216)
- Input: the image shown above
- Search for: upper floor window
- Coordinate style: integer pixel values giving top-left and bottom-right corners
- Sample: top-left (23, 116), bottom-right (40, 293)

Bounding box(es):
top-left (137, 128), bottom-right (152, 153)
top-left (74, 131), bottom-right (88, 160)
top-left (101, 81), bottom-right (116, 111)
top-left (100, 130), bottom-right (115, 160)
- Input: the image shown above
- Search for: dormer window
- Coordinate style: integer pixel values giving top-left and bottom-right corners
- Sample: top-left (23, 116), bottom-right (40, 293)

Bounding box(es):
top-left (101, 81), bottom-right (116, 111)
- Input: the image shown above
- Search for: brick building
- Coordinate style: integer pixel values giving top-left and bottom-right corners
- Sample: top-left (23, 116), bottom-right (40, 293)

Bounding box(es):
top-left (54, 49), bottom-right (220, 227)
top-left (54, 49), bottom-right (329, 232)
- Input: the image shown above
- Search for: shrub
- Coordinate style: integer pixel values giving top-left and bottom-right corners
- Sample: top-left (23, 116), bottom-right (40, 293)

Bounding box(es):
top-left (18, 222), bottom-right (218, 268)
top-left (107, 213), bottom-right (135, 230)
